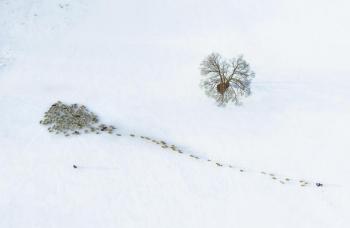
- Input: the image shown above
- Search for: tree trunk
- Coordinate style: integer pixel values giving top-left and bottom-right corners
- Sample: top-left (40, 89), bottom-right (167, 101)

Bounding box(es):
top-left (217, 80), bottom-right (230, 95)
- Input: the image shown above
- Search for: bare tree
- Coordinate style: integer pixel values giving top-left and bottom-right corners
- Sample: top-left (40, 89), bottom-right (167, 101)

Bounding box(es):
top-left (200, 53), bottom-right (255, 106)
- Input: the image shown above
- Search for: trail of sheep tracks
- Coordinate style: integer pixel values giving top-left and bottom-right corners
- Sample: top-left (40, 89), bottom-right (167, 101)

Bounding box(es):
top-left (74, 129), bottom-right (325, 188)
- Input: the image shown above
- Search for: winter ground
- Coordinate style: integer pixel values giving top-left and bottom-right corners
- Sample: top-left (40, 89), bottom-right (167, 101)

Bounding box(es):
top-left (1, 0), bottom-right (350, 227)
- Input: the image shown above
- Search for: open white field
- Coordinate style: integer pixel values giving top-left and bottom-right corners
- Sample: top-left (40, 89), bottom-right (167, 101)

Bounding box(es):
top-left (1, 1), bottom-right (350, 227)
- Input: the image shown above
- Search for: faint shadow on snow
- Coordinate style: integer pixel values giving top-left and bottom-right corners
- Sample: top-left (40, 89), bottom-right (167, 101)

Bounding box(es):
top-left (0, 50), bottom-right (13, 73)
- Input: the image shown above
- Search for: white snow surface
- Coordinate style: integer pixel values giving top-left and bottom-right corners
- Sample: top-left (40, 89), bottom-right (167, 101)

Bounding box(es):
top-left (1, 0), bottom-right (350, 227)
